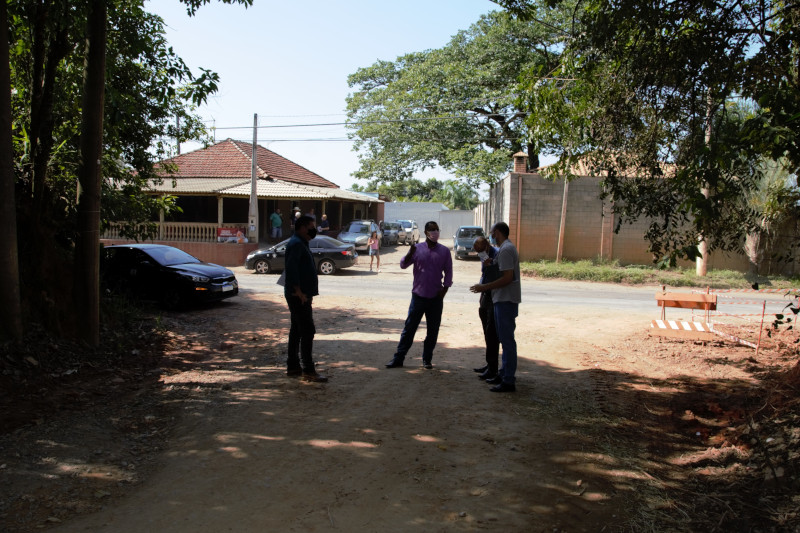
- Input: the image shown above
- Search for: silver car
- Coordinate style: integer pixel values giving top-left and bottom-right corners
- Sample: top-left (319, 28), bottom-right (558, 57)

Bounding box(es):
top-left (382, 222), bottom-right (407, 245)
top-left (396, 219), bottom-right (420, 245)
top-left (337, 220), bottom-right (381, 251)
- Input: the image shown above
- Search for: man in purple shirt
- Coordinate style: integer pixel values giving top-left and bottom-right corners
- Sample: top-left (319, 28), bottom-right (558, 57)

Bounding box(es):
top-left (386, 221), bottom-right (453, 370)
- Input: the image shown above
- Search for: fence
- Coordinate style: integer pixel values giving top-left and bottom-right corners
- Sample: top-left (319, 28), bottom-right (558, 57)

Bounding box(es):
top-left (103, 222), bottom-right (240, 242)
top-left (695, 287), bottom-right (800, 355)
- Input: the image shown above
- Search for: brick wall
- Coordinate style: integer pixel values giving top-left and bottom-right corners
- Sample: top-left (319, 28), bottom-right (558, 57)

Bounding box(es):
top-left (477, 171), bottom-right (799, 274)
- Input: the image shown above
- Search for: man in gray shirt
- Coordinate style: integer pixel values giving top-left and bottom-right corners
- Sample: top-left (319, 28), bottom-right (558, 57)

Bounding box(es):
top-left (469, 222), bottom-right (520, 392)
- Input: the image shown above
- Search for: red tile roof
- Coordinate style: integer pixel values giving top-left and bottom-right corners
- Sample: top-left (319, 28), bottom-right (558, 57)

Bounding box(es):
top-left (157, 138), bottom-right (339, 189)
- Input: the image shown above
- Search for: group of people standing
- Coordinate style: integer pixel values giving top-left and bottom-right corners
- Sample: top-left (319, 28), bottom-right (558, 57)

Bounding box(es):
top-left (279, 214), bottom-right (522, 393)
top-left (269, 207), bottom-right (328, 241)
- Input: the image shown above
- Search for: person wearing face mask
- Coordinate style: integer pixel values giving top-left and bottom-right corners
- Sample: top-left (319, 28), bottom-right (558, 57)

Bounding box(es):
top-left (283, 215), bottom-right (328, 382)
top-left (386, 221), bottom-right (453, 370)
top-left (469, 222), bottom-right (521, 393)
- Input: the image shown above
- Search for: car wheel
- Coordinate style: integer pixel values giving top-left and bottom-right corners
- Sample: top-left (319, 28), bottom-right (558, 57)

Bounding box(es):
top-left (318, 259), bottom-right (336, 275)
top-left (254, 259), bottom-right (271, 274)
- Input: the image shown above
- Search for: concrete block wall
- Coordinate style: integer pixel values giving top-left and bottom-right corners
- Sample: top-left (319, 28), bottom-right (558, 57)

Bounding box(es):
top-left (480, 170), bottom-right (799, 274)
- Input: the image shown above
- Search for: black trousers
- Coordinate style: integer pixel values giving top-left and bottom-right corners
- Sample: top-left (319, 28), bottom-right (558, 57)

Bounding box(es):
top-left (479, 292), bottom-right (500, 373)
top-left (286, 295), bottom-right (316, 372)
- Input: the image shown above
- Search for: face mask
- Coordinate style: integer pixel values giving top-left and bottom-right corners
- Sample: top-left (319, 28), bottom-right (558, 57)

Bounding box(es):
top-left (307, 227), bottom-right (318, 239)
top-left (427, 230), bottom-right (440, 242)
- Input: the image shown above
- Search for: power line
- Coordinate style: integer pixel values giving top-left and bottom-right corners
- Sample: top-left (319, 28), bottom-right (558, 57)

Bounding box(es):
top-left (210, 113), bottom-right (528, 131)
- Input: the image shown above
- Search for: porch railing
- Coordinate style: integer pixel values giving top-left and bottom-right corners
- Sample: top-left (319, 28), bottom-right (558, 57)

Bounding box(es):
top-left (103, 222), bottom-right (243, 242)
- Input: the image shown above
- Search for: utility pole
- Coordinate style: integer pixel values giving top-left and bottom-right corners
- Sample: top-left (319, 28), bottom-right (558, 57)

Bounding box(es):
top-left (248, 113), bottom-right (258, 242)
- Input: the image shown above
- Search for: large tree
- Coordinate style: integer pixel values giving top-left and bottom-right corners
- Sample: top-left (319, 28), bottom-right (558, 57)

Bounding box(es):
top-left (0, 0), bottom-right (22, 342)
top-left (497, 0), bottom-right (800, 267)
top-left (351, 177), bottom-right (480, 209)
top-left (3, 0), bottom-right (250, 341)
top-left (346, 9), bottom-right (570, 187)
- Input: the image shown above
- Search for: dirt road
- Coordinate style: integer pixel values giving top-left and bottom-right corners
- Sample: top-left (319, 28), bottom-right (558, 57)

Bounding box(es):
top-left (35, 245), bottom-right (661, 533)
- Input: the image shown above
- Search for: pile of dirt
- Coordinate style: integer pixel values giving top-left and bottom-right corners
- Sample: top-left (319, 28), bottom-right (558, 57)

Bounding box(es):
top-left (590, 328), bottom-right (800, 531)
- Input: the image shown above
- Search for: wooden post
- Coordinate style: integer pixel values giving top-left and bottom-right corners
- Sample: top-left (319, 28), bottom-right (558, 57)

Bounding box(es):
top-left (556, 177), bottom-right (569, 262)
top-left (755, 300), bottom-right (766, 358)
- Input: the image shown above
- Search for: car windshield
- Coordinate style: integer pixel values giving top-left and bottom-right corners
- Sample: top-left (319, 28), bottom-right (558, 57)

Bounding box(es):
top-left (398, 221), bottom-right (413, 229)
top-left (347, 223), bottom-right (370, 234)
top-left (457, 228), bottom-right (484, 238)
top-left (145, 246), bottom-right (201, 266)
top-left (386, 223), bottom-right (400, 230)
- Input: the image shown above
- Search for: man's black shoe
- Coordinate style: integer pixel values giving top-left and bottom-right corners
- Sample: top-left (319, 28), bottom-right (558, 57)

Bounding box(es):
top-left (485, 375), bottom-right (502, 385)
top-left (423, 361), bottom-right (433, 370)
top-left (473, 365), bottom-right (488, 373)
top-left (490, 382), bottom-right (516, 393)
top-left (385, 359), bottom-right (404, 368)
top-left (302, 372), bottom-right (329, 383)
top-left (478, 370), bottom-right (496, 380)
top-left (286, 368), bottom-right (303, 377)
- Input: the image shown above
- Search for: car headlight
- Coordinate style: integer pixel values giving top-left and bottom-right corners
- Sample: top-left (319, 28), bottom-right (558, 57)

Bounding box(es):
top-left (182, 273), bottom-right (210, 283)
top-left (456, 245), bottom-right (465, 251)
top-left (356, 236), bottom-right (368, 243)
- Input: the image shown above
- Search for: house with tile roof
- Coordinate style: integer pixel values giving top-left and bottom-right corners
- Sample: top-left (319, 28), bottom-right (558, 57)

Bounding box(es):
top-left (102, 139), bottom-right (383, 266)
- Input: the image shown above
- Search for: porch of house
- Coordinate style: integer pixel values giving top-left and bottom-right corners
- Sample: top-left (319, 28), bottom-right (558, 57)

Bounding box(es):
top-left (100, 193), bottom-right (385, 267)
top-left (101, 222), bottom-right (258, 268)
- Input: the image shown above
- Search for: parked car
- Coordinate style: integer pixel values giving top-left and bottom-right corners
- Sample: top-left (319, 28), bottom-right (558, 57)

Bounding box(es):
top-left (381, 222), bottom-right (407, 245)
top-left (101, 244), bottom-right (238, 309)
top-left (245, 235), bottom-right (358, 275)
top-left (337, 220), bottom-right (382, 251)
top-left (453, 226), bottom-right (486, 259)
top-left (396, 220), bottom-right (420, 244)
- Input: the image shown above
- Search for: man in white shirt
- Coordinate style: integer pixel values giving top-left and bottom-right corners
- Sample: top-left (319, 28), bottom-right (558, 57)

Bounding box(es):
top-left (469, 222), bottom-right (521, 392)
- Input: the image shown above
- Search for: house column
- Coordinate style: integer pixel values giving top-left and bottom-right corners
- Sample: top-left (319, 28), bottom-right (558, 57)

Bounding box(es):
top-left (159, 197), bottom-right (165, 240)
top-left (217, 197), bottom-right (224, 226)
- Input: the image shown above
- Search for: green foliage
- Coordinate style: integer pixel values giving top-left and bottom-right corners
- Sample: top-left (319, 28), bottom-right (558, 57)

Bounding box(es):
top-left (9, 0), bottom-right (220, 246)
top-left (346, 10), bottom-right (568, 186)
top-left (497, 0), bottom-right (800, 263)
top-left (351, 177), bottom-right (480, 210)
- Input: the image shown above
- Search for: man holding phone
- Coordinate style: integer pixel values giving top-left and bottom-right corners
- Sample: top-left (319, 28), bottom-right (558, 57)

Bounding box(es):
top-left (469, 222), bottom-right (521, 392)
top-left (472, 236), bottom-right (500, 381)
top-left (386, 221), bottom-right (453, 370)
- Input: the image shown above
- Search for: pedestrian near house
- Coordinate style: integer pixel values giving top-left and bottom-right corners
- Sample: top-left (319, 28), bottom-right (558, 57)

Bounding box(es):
top-left (470, 222), bottom-right (521, 392)
top-left (270, 208), bottom-right (284, 240)
top-left (368, 230), bottom-right (381, 272)
top-left (318, 214), bottom-right (330, 234)
top-left (284, 215), bottom-right (328, 383)
top-left (471, 236), bottom-right (500, 380)
top-left (386, 221), bottom-right (453, 370)
top-left (305, 208), bottom-right (316, 223)
top-left (291, 207), bottom-right (301, 235)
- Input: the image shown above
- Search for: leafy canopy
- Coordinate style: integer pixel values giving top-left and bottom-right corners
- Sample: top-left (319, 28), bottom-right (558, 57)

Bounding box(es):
top-left (346, 9), bottom-right (570, 187)
top-left (351, 178), bottom-right (481, 210)
top-left (497, 0), bottom-right (800, 262)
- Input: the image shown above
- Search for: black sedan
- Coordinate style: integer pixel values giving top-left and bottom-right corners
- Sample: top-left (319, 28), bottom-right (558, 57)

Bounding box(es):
top-left (101, 244), bottom-right (238, 309)
top-left (245, 236), bottom-right (358, 275)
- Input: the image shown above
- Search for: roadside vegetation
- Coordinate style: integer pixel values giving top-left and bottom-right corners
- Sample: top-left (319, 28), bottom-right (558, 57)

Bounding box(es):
top-left (521, 258), bottom-right (800, 289)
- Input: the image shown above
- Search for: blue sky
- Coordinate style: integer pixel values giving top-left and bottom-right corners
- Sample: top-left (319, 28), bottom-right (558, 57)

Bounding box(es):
top-left (149, 0), bottom-right (500, 190)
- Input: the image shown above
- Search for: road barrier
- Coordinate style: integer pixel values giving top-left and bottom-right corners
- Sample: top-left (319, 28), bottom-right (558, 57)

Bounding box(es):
top-left (650, 288), bottom-right (717, 341)
top-left (650, 285), bottom-right (800, 356)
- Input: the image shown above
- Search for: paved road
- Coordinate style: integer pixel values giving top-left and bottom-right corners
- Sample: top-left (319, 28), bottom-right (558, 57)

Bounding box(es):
top-left (232, 239), bottom-right (659, 314)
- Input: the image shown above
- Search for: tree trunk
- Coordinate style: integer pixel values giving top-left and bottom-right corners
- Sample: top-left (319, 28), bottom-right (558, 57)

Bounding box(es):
top-left (744, 231), bottom-right (762, 276)
top-left (0, 1), bottom-right (23, 341)
top-left (73, 0), bottom-right (106, 346)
